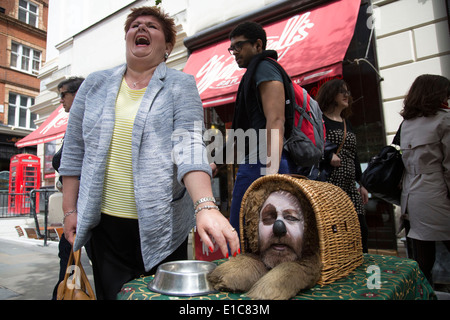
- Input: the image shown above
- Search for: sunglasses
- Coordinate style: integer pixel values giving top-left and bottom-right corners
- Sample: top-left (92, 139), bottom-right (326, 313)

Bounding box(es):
top-left (339, 88), bottom-right (351, 96)
top-left (227, 40), bottom-right (254, 55)
top-left (60, 91), bottom-right (76, 99)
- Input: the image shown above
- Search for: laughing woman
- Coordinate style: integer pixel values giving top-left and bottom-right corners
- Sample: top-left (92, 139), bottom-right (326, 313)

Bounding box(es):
top-left (316, 79), bottom-right (369, 253)
top-left (58, 6), bottom-right (239, 299)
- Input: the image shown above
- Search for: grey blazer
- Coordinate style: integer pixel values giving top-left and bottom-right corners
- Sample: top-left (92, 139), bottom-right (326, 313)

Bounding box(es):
top-left (401, 109), bottom-right (450, 241)
top-left (59, 62), bottom-right (211, 270)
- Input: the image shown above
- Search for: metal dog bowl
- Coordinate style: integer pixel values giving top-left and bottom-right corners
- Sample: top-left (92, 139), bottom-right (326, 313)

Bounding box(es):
top-left (148, 260), bottom-right (218, 296)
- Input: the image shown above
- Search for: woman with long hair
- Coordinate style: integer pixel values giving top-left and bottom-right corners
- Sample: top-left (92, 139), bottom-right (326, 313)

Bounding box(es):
top-left (400, 74), bottom-right (450, 285)
top-left (316, 79), bottom-right (369, 252)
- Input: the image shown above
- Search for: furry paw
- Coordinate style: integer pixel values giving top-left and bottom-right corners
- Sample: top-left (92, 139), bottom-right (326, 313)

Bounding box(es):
top-left (246, 270), bottom-right (299, 300)
top-left (246, 259), bottom-right (321, 300)
top-left (207, 254), bottom-right (268, 292)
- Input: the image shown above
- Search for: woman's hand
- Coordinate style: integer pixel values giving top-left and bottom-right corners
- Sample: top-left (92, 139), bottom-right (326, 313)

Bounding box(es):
top-left (196, 208), bottom-right (240, 258)
top-left (359, 185), bottom-right (369, 205)
top-left (330, 153), bottom-right (341, 167)
top-left (183, 171), bottom-right (240, 258)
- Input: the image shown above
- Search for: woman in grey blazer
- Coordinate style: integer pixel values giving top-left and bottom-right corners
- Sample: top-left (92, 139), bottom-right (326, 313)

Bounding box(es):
top-left (400, 74), bottom-right (450, 285)
top-left (58, 6), bottom-right (239, 299)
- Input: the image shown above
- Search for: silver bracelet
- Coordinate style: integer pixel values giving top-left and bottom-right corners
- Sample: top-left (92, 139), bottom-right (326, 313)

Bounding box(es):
top-left (194, 205), bottom-right (219, 217)
top-left (193, 197), bottom-right (216, 209)
top-left (63, 209), bottom-right (77, 223)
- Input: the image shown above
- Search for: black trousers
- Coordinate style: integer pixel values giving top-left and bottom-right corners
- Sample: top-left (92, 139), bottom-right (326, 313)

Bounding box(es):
top-left (90, 213), bottom-right (188, 300)
top-left (410, 238), bottom-right (450, 286)
top-left (404, 219), bottom-right (450, 286)
top-left (358, 214), bottom-right (369, 253)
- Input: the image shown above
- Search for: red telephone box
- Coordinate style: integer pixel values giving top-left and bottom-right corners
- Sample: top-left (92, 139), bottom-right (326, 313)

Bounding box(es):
top-left (8, 154), bottom-right (41, 214)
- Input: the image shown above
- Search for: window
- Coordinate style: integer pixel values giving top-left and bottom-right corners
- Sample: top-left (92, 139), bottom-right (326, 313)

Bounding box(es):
top-left (10, 41), bottom-right (41, 75)
top-left (8, 93), bottom-right (38, 129)
top-left (18, 0), bottom-right (38, 27)
top-left (44, 141), bottom-right (56, 176)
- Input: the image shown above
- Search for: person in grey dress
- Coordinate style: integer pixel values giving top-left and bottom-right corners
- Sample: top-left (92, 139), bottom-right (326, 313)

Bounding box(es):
top-left (400, 74), bottom-right (450, 285)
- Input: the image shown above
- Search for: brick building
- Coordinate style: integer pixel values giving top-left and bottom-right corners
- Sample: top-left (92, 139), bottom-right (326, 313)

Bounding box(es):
top-left (0, 0), bottom-right (48, 172)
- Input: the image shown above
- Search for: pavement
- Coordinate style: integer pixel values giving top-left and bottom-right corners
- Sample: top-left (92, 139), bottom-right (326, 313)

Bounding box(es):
top-left (0, 217), bottom-right (93, 300)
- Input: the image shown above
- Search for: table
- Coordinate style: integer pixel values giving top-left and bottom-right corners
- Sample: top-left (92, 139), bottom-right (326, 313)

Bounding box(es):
top-left (117, 254), bottom-right (436, 300)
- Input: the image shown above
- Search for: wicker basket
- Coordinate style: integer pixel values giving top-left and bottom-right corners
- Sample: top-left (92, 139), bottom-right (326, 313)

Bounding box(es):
top-left (239, 174), bottom-right (363, 285)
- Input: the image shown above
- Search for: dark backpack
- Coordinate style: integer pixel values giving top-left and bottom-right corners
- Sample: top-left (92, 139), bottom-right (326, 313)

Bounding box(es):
top-left (266, 59), bottom-right (325, 167)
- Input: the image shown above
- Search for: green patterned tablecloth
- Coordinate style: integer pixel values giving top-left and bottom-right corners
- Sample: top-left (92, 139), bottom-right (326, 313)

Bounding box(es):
top-left (117, 254), bottom-right (436, 300)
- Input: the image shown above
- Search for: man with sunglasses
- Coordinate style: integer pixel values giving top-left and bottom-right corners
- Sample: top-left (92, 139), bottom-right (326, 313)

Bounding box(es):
top-left (53, 76), bottom-right (84, 191)
top-left (213, 22), bottom-right (297, 236)
top-left (58, 77), bottom-right (84, 113)
top-left (52, 76), bottom-right (89, 299)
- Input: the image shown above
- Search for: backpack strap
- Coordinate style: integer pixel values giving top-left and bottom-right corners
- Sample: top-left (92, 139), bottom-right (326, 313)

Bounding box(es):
top-left (303, 88), bottom-right (308, 109)
top-left (392, 121), bottom-right (402, 146)
top-left (293, 89), bottom-right (314, 128)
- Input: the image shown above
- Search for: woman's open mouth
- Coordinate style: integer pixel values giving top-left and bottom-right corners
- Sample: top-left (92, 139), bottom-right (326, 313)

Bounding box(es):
top-left (135, 36), bottom-right (150, 46)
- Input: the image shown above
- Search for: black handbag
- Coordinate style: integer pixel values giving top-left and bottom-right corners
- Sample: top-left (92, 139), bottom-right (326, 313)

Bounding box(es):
top-left (307, 142), bottom-right (338, 181)
top-left (307, 120), bottom-right (347, 181)
top-left (361, 124), bottom-right (403, 205)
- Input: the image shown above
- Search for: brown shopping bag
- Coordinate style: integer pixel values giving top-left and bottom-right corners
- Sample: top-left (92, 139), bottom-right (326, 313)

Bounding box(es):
top-left (57, 245), bottom-right (95, 300)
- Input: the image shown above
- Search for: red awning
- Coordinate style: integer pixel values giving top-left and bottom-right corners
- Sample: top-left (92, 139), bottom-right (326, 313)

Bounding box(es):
top-left (183, 0), bottom-right (360, 107)
top-left (15, 104), bottom-right (68, 148)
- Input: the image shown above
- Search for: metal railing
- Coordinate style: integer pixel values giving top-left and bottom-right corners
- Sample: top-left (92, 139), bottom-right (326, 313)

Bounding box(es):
top-left (0, 191), bottom-right (34, 217)
top-left (29, 189), bottom-right (59, 246)
top-left (0, 189), bottom-right (59, 246)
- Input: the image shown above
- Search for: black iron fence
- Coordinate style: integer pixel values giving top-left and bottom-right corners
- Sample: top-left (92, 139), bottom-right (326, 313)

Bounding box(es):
top-left (1, 191), bottom-right (32, 217)
top-left (0, 189), bottom-right (59, 246)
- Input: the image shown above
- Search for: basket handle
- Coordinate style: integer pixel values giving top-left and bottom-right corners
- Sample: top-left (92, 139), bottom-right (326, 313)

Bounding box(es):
top-left (285, 173), bottom-right (309, 180)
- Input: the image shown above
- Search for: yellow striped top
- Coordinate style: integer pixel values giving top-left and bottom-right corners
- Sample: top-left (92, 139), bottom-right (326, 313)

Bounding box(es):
top-left (101, 78), bottom-right (146, 219)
